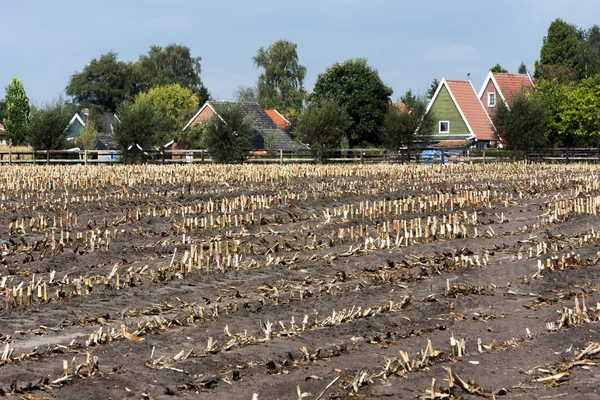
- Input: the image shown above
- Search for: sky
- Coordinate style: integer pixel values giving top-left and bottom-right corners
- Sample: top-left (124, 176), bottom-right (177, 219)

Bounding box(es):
top-left (2, 0), bottom-right (600, 106)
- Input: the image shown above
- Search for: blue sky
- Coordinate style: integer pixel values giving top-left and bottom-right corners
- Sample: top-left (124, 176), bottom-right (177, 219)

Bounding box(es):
top-left (2, 0), bottom-right (600, 106)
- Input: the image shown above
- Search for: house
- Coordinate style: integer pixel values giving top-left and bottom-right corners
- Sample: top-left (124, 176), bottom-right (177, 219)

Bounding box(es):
top-left (0, 123), bottom-right (6, 146)
top-left (66, 109), bottom-right (119, 150)
top-left (478, 72), bottom-right (534, 116)
top-left (183, 101), bottom-right (299, 151)
top-left (425, 78), bottom-right (496, 148)
top-left (265, 109), bottom-right (291, 132)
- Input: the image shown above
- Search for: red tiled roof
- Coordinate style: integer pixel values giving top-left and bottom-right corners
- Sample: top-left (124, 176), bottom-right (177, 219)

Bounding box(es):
top-left (435, 140), bottom-right (473, 148)
top-left (392, 102), bottom-right (406, 112)
top-left (446, 80), bottom-right (495, 141)
top-left (0, 123), bottom-right (5, 136)
top-left (492, 73), bottom-right (534, 102)
top-left (265, 109), bottom-right (291, 130)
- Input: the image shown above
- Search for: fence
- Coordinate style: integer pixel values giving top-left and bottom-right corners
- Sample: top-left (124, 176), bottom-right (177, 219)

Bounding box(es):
top-left (0, 147), bottom-right (531, 165)
top-left (526, 148), bottom-right (600, 163)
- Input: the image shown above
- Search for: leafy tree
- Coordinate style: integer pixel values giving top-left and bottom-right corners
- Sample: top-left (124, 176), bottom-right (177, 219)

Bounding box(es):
top-left (426, 79), bottom-right (440, 101)
top-left (0, 99), bottom-right (6, 123)
top-left (4, 76), bottom-right (30, 145)
top-left (66, 52), bottom-right (136, 113)
top-left (381, 95), bottom-right (435, 161)
top-left (74, 118), bottom-right (98, 151)
top-left (534, 18), bottom-right (582, 81)
top-left (490, 63), bottom-right (508, 73)
top-left (293, 99), bottom-right (351, 163)
top-left (491, 92), bottom-right (548, 152)
top-left (114, 100), bottom-right (172, 162)
top-left (518, 62), bottom-right (528, 74)
top-left (311, 58), bottom-right (392, 147)
top-left (254, 40), bottom-right (306, 119)
top-left (200, 104), bottom-right (255, 163)
top-left (400, 89), bottom-right (418, 108)
top-left (27, 99), bottom-right (74, 150)
top-left (555, 75), bottom-right (600, 146)
top-left (578, 25), bottom-right (600, 79)
top-left (136, 84), bottom-right (199, 130)
top-left (531, 79), bottom-right (573, 146)
top-left (137, 44), bottom-right (210, 105)
top-left (233, 85), bottom-right (259, 102)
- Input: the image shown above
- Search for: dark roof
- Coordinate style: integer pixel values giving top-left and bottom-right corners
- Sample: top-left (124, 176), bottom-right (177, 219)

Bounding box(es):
top-left (211, 102), bottom-right (299, 151)
top-left (95, 134), bottom-right (117, 150)
top-left (99, 115), bottom-right (118, 135)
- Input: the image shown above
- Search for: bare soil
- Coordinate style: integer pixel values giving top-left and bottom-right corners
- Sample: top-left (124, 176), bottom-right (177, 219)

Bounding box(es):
top-left (1, 163), bottom-right (600, 399)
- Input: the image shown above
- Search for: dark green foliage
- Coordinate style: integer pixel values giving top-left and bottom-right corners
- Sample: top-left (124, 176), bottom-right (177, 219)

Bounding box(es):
top-left (426, 79), bottom-right (440, 101)
top-left (137, 44), bottom-right (210, 105)
top-left (518, 62), bottom-right (528, 74)
top-left (200, 104), bottom-right (255, 163)
top-left (491, 92), bottom-right (548, 151)
top-left (114, 100), bottom-right (172, 163)
top-left (534, 19), bottom-right (583, 81)
top-left (311, 58), bottom-right (392, 147)
top-left (0, 99), bottom-right (6, 123)
top-left (27, 99), bottom-right (75, 150)
top-left (578, 25), bottom-right (600, 79)
top-left (293, 99), bottom-right (351, 163)
top-left (66, 52), bottom-right (136, 114)
top-left (254, 40), bottom-right (306, 118)
top-left (4, 76), bottom-right (30, 145)
top-left (400, 89), bottom-right (418, 108)
top-left (490, 64), bottom-right (508, 73)
top-left (381, 95), bottom-right (434, 160)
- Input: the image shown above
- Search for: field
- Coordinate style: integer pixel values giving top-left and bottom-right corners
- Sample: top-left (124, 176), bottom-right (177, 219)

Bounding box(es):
top-left (1, 163), bottom-right (600, 400)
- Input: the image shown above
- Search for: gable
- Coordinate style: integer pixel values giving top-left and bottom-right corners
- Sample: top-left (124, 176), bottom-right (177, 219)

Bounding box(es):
top-left (429, 85), bottom-right (470, 136)
top-left (65, 117), bottom-right (84, 139)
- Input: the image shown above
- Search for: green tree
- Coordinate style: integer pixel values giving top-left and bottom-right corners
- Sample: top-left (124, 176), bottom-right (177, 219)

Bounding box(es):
top-left (490, 63), bottom-right (508, 73)
top-left (27, 99), bottom-right (74, 150)
top-left (293, 99), bottom-right (350, 163)
top-left (518, 62), bottom-right (528, 74)
top-left (137, 44), bottom-right (210, 105)
top-left (491, 92), bottom-right (548, 152)
top-left (233, 85), bottom-right (259, 102)
top-left (114, 100), bottom-right (172, 163)
top-left (136, 84), bottom-right (199, 131)
top-left (200, 104), bottom-right (255, 163)
top-left (531, 79), bottom-right (573, 146)
top-left (578, 25), bottom-right (600, 79)
top-left (400, 89), bottom-right (418, 108)
top-left (381, 95), bottom-right (435, 161)
top-left (426, 79), bottom-right (440, 101)
top-left (66, 52), bottom-right (136, 113)
top-left (311, 58), bottom-right (392, 147)
top-left (534, 18), bottom-right (582, 81)
top-left (254, 40), bottom-right (306, 119)
top-left (555, 75), bottom-right (600, 146)
top-left (74, 118), bottom-right (98, 151)
top-left (4, 76), bottom-right (31, 146)
top-left (0, 99), bottom-right (6, 123)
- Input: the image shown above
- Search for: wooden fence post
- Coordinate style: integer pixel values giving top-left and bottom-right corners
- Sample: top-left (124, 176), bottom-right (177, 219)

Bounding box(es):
top-left (279, 149), bottom-right (283, 165)
top-left (360, 149), bottom-right (363, 164)
top-left (84, 150), bottom-right (88, 166)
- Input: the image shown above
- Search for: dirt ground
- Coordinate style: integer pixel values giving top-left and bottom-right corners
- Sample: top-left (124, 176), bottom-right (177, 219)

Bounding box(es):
top-left (1, 163), bottom-right (600, 400)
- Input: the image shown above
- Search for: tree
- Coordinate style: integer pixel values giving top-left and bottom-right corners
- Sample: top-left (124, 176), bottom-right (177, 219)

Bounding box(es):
top-left (135, 84), bottom-right (199, 131)
top-left (490, 63), bottom-right (508, 73)
top-left (380, 94), bottom-right (435, 161)
top-left (518, 62), bottom-right (528, 74)
top-left (426, 79), bottom-right (439, 101)
top-left (311, 58), bottom-right (392, 147)
top-left (253, 40), bottom-right (306, 118)
top-left (200, 104), bottom-right (255, 163)
top-left (578, 25), bottom-right (600, 79)
top-left (555, 75), bottom-right (600, 146)
top-left (137, 44), bottom-right (210, 105)
top-left (66, 52), bottom-right (136, 113)
top-left (114, 100), bottom-right (172, 163)
top-left (27, 99), bottom-right (74, 150)
top-left (400, 89), bottom-right (418, 108)
top-left (0, 99), bottom-right (6, 123)
top-left (233, 85), bottom-right (259, 102)
top-left (4, 76), bottom-right (30, 146)
top-left (74, 118), bottom-right (98, 151)
top-left (531, 79), bottom-right (573, 146)
top-left (534, 18), bottom-right (582, 81)
top-left (491, 92), bottom-right (548, 152)
top-left (293, 99), bottom-right (350, 163)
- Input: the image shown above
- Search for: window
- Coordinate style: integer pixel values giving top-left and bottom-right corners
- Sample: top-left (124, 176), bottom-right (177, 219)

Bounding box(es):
top-left (439, 121), bottom-right (450, 134)
top-left (488, 92), bottom-right (496, 107)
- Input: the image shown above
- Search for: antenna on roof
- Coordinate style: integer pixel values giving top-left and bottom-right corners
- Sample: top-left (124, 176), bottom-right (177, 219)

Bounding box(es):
top-left (467, 72), bottom-right (471, 81)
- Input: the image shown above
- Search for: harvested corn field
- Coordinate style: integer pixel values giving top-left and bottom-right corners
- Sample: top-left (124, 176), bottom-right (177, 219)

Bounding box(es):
top-left (1, 163), bottom-right (600, 399)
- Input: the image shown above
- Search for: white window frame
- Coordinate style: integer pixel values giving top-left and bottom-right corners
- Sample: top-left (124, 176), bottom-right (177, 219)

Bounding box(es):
top-left (488, 92), bottom-right (496, 107)
top-left (439, 121), bottom-right (450, 134)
